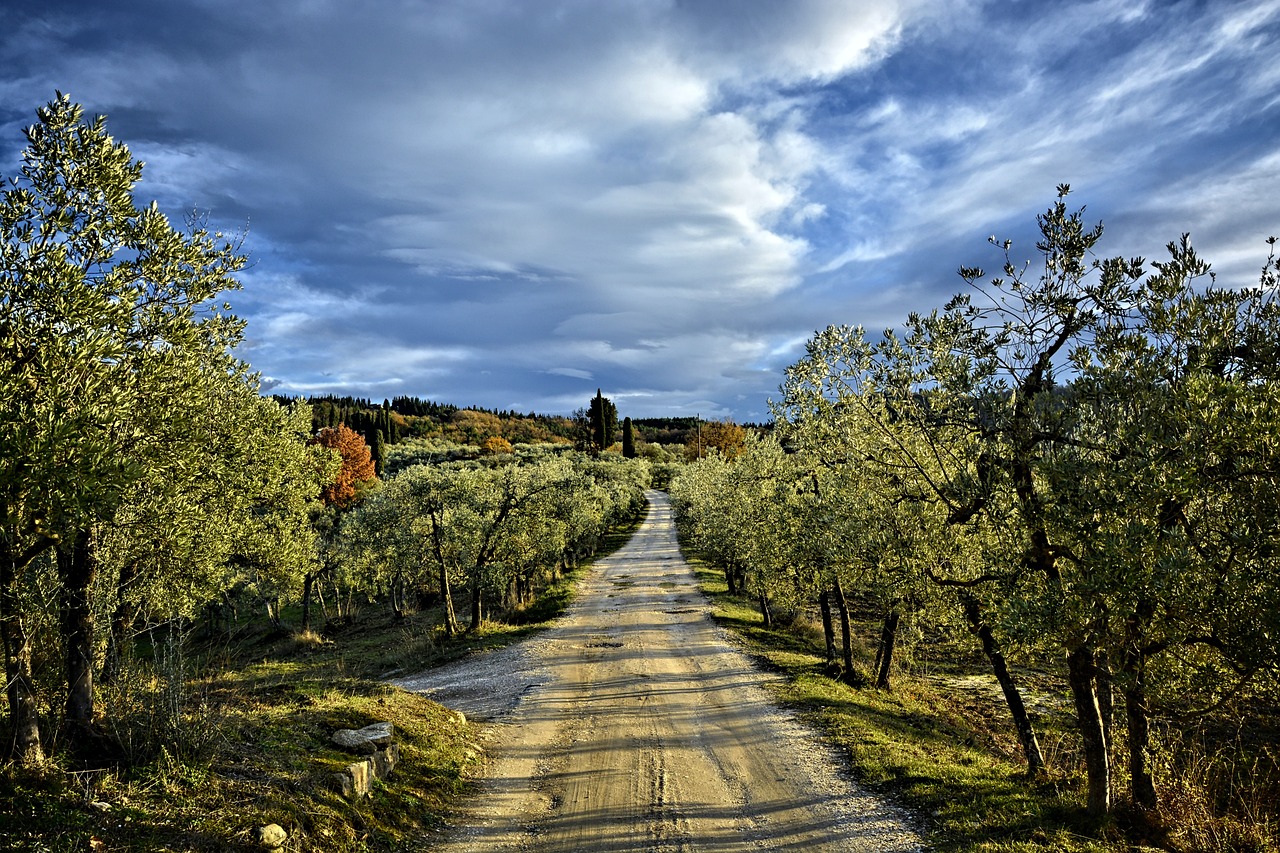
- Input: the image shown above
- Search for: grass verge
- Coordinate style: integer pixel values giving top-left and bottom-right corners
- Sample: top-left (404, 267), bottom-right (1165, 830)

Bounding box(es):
top-left (1, 670), bottom-right (478, 853)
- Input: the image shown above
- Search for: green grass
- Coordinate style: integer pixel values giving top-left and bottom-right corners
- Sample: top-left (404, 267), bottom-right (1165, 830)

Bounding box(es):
top-left (1, 515), bottom-right (645, 853)
top-left (690, 564), bottom-right (1127, 853)
top-left (2, 670), bottom-right (479, 852)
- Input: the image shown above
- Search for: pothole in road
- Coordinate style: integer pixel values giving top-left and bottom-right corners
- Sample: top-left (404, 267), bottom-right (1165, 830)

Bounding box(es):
top-left (585, 640), bottom-right (624, 648)
top-left (663, 608), bottom-right (699, 614)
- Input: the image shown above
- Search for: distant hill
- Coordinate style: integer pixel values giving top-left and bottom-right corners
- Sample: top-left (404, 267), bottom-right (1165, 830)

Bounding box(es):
top-left (271, 394), bottom-right (766, 455)
top-left (272, 394), bottom-right (583, 448)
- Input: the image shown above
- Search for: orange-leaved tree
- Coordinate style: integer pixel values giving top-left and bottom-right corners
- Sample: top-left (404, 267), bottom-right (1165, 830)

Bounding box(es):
top-left (311, 423), bottom-right (377, 508)
top-left (302, 423), bottom-right (377, 630)
top-left (686, 420), bottom-right (747, 460)
top-left (482, 435), bottom-right (514, 455)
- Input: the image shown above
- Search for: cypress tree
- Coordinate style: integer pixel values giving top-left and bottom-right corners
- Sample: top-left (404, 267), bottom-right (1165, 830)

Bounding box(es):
top-left (591, 389), bottom-right (605, 450)
top-left (589, 389), bottom-right (618, 451)
top-left (371, 429), bottom-right (387, 476)
top-left (622, 417), bottom-right (636, 458)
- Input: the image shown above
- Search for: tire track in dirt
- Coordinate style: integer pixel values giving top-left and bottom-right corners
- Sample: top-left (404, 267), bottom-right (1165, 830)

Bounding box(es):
top-left (396, 491), bottom-right (926, 852)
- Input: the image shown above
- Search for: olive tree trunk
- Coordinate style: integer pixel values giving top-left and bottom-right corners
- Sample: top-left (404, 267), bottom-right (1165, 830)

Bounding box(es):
top-left (1067, 644), bottom-right (1112, 817)
top-left (819, 590), bottom-right (838, 672)
top-left (57, 531), bottom-right (98, 748)
top-left (873, 605), bottom-right (901, 690)
top-left (1, 545), bottom-right (44, 764)
top-left (960, 593), bottom-right (1046, 776)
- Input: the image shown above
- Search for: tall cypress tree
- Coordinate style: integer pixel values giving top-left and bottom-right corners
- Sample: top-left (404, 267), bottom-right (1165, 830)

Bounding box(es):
top-left (371, 429), bottom-right (387, 476)
top-left (622, 417), bottom-right (636, 458)
top-left (589, 389), bottom-right (618, 451)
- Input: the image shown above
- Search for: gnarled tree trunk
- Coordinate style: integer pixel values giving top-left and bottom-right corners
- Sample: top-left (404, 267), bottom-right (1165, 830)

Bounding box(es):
top-left (301, 568), bottom-right (319, 631)
top-left (439, 561), bottom-right (459, 635)
top-left (1, 544), bottom-right (44, 764)
top-left (57, 530), bottom-right (98, 749)
top-left (960, 593), bottom-right (1046, 776)
top-left (873, 604), bottom-right (901, 690)
top-left (832, 577), bottom-right (860, 686)
top-left (819, 590), bottom-right (838, 673)
top-left (1123, 599), bottom-right (1159, 812)
top-left (1067, 644), bottom-right (1111, 817)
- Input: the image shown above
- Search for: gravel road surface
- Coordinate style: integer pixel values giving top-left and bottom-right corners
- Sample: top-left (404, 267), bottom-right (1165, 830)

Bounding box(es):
top-left (395, 490), bottom-right (926, 852)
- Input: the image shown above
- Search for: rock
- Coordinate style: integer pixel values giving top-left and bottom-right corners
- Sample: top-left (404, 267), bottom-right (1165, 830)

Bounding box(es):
top-left (347, 758), bottom-right (372, 796)
top-left (331, 771), bottom-right (354, 798)
top-left (328, 721), bottom-right (401, 799)
top-left (331, 721), bottom-right (394, 754)
top-left (332, 742), bottom-right (400, 799)
top-left (372, 742), bottom-right (400, 778)
top-left (253, 823), bottom-right (287, 850)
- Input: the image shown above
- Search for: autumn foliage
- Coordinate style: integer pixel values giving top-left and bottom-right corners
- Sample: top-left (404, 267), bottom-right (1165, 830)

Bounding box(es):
top-left (312, 423), bottom-right (377, 507)
top-left (686, 420), bottom-right (747, 460)
top-left (481, 435), bottom-right (514, 455)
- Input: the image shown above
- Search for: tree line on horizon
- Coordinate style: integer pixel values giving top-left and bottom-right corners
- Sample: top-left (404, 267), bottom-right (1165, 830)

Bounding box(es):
top-left (273, 389), bottom-right (755, 465)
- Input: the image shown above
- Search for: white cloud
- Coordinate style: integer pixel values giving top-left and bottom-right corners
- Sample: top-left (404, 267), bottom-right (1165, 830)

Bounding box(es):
top-left (547, 367), bottom-right (594, 380)
top-left (678, 0), bottom-right (936, 85)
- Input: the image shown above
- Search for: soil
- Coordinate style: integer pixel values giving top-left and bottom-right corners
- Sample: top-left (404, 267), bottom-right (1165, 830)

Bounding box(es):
top-left (394, 491), bottom-right (926, 852)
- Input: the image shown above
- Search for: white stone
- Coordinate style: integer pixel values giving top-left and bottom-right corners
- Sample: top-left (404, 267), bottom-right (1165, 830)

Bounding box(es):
top-left (331, 721), bottom-right (394, 753)
top-left (253, 823), bottom-right (287, 850)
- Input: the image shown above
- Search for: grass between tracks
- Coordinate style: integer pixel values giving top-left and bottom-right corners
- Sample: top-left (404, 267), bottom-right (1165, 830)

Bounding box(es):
top-left (1, 516), bottom-right (643, 853)
top-left (690, 560), bottom-right (1134, 853)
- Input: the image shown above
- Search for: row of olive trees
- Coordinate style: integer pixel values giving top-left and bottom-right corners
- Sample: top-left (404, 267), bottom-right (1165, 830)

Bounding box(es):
top-left (1, 95), bottom-right (339, 764)
top-left (672, 189), bottom-right (1280, 821)
top-left (336, 448), bottom-right (650, 634)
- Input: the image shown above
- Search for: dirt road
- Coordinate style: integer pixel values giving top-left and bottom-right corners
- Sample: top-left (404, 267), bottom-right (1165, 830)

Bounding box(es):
top-left (395, 491), bottom-right (925, 852)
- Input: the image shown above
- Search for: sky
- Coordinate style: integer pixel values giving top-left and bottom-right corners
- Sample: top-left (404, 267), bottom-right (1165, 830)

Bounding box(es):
top-left (2, 0), bottom-right (1277, 422)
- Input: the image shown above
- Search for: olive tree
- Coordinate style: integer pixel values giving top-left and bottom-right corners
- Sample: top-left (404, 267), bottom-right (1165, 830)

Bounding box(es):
top-left (0, 94), bottom-right (319, 759)
top-left (777, 189), bottom-right (1280, 817)
top-left (1056, 236), bottom-right (1280, 812)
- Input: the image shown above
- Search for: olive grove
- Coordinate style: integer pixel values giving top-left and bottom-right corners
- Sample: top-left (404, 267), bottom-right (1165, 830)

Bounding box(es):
top-left (339, 449), bottom-right (649, 635)
top-left (672, 189), bottom-right (1280, 822)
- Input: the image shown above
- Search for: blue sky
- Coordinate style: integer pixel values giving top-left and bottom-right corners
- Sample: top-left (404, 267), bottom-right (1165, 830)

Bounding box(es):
top-left (3, 0), bottom-right (1277, 421)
